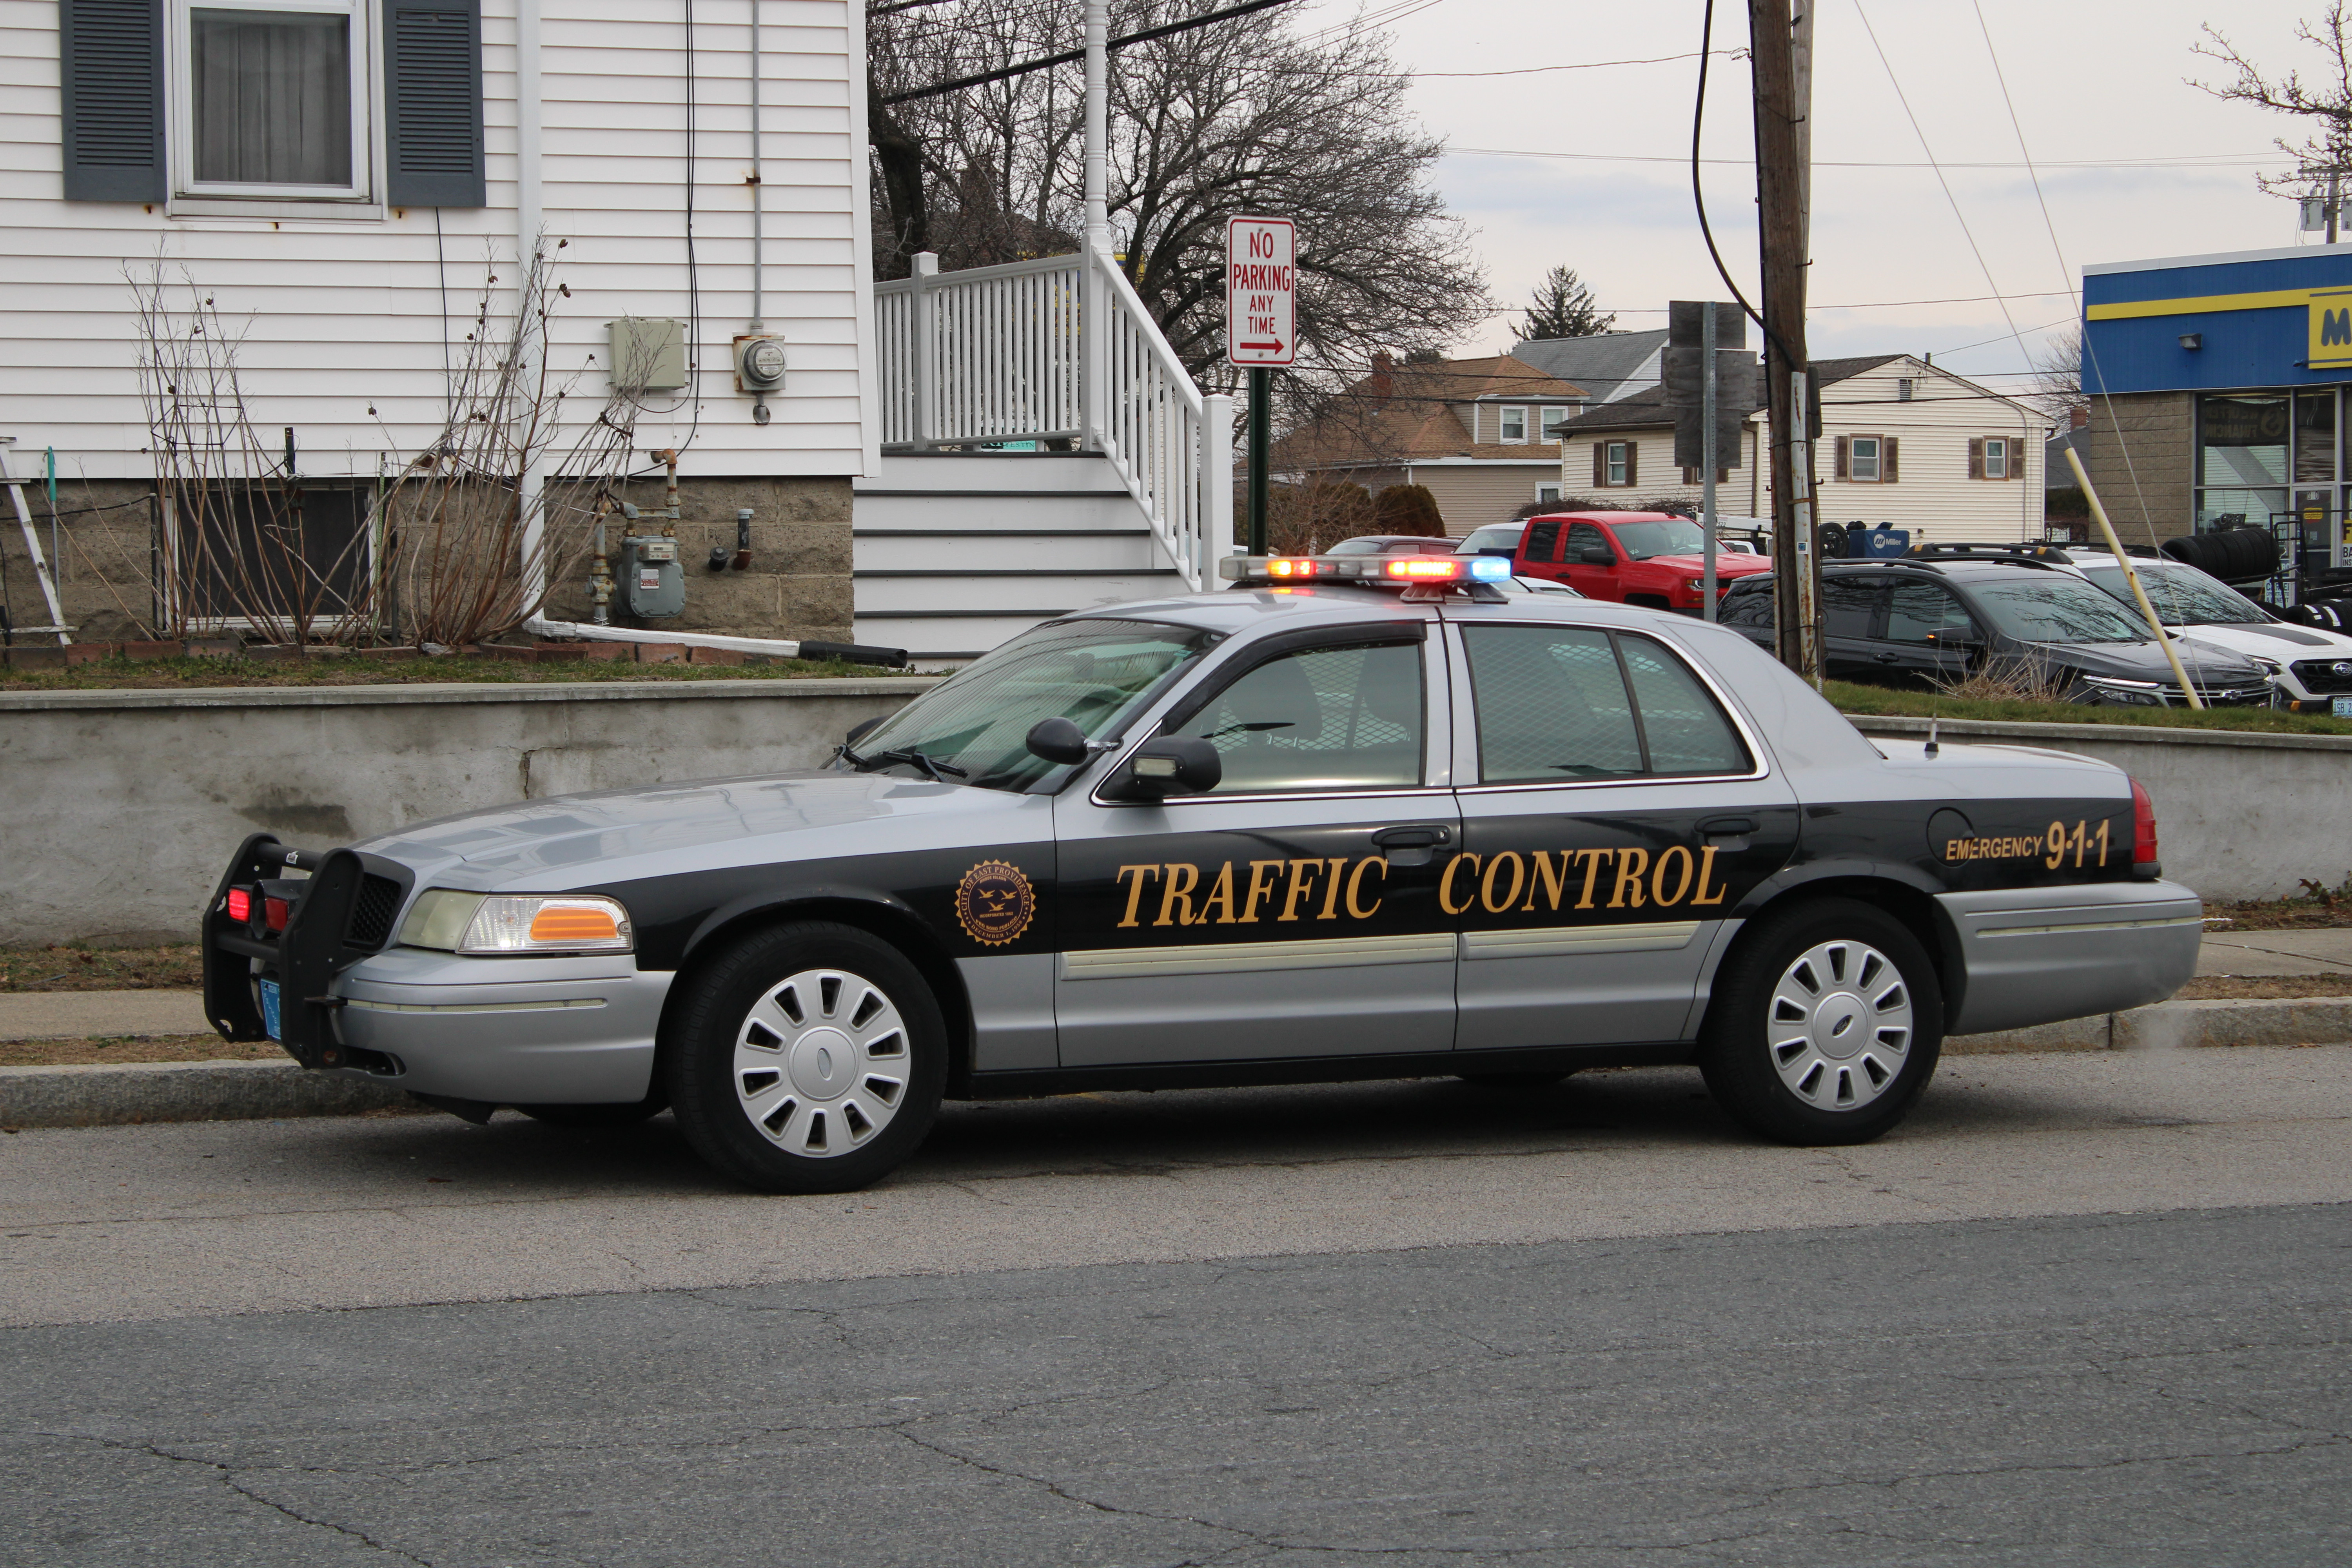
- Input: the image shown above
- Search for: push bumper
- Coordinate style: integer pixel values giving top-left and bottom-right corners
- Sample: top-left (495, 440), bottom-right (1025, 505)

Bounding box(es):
top-left (1939, 879), bottom-right (2202, 1036)
top-left (330, 947), bottom-right (674, 1105)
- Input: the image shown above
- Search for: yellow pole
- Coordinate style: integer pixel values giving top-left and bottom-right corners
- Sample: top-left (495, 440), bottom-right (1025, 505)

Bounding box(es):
top-left (2063, 446), bottom-right (2203, 710)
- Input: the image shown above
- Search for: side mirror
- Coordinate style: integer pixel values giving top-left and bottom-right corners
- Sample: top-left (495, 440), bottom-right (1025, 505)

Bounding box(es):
top-left (846, 716), bottom-right (884, 746)
top-left (1025, 716), bottom-right (1092, 766)
top-left (1105, 736), bottom-right (1222, 801)
top-left (1580, 546), bottom-right (1615, 565)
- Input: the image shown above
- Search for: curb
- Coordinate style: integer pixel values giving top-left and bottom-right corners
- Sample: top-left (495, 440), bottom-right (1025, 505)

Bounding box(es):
top-left (4, 997), bottom-right (2349, 1130)
top-left (0, 1060), bottom-right (409, 1129)
top-left (1948, 997), bottom-right (2352, 1054)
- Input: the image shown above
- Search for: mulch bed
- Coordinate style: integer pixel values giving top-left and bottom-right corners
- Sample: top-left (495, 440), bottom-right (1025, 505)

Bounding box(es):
top-left (0, 1034), bottom-right (281, 1069)
top-left (1, 946), bottom-right (204, 991)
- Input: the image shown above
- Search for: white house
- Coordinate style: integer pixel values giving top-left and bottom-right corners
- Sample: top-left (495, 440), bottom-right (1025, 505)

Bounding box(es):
top-left (1, 0), bottom-right (1223, 659)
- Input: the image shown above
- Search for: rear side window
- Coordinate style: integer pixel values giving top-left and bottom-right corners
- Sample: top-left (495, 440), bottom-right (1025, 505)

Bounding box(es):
top-left (1720, 579), bottom-right (1775, 629)
top-left (1522, 519), bottom-right (1564, 563)
top-left (1462, 625), bottom-right (1752, 784)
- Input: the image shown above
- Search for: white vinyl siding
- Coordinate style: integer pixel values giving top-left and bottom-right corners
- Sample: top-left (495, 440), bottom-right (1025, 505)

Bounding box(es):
top-left (0, 0), bottom-right (873, 479)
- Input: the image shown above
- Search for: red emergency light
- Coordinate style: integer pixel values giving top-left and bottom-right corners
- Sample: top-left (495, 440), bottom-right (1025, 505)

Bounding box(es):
top-left (1383, 556), bottom-right (1467, 580)
top-left (225, 887), bottom-right (252, 924)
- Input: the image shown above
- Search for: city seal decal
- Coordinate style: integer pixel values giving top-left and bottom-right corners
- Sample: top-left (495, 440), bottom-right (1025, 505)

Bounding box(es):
top-left (955, 860), bottom-right (1036, 946)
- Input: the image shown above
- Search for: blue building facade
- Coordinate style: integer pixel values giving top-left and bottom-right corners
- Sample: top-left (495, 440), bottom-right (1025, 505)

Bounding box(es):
top-left (2084, 245), bottom-right (2352, 545)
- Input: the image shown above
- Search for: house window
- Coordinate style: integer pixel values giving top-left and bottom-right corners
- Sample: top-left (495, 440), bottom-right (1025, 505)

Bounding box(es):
top-left (1849, 435), bottom-right (1883, 482)
top-left (1606, 441), bottom-right (1630, 485)
top-left (1540, 406), bottom-right (1572, 441)
top-left (1499, 407), bottom-right (1529, 443)
top-left (1536, 483), bottom-right (1563, 504)
top-left (172, 0), bottom-right (371, 198)
top-left (1897, 377), bottom-right (1915, 403)
top-left (1984, 437), bottom-right (2009, 479)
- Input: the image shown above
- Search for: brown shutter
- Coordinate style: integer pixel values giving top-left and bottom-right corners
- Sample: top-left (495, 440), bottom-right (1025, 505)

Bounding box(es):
top-left (1592, 442), bottom-right (1606, 488)
top-left (1968, 437), bottom-right (1985, 479)
top-left (1681, 465), bottom-right (1696, 486)
top-left (1624, 442), bottom-right (1637, 487)
top-left (1834, 436), bottom-right (1849, 479)
top-left (2008, 437), bottom-right (2023, 479)
top-left (1883, 436), bottom-right (1899, 483)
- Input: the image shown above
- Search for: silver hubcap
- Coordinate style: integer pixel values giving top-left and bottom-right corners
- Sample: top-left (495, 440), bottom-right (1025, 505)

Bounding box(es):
top-left (1768, 940), bottom-right (1913, 1111)
top-left (733, 968), bottom-right (910, 1158)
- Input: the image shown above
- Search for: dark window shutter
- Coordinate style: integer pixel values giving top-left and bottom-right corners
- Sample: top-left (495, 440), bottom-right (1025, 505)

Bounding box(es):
top-left (60, 0), bottom-right (164, 202)
top-left (1883, 437), bottom-right (1899, 483)
top-left (1624, 442), bottom-right (1637, 487)
top-left (1592, 442), bottom-right (1606, 488)
top-left (1833, 436), bottom-right (1849, 479)
top-left (386, 0), bottom-right (484, 206)
top-left (1681, 465), bottom-right (1697, 486)
top-left (2006, 438), bottom-right (2022, 479)
top-left (1968, 438), bottom-right (1985, 479)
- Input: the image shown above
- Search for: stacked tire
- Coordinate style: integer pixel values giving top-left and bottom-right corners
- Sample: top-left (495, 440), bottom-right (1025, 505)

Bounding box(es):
top-left (2161, 527), bottom-right (2278, 584)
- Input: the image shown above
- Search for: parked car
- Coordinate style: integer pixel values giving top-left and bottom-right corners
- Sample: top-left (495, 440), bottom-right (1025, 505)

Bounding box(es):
top-left (1514, 512), bottom-right (1773, 614)
top-left (1326, 535), bottom-right (1459, 558)
top-left (202, 554), bottom-right (2199, 1191)
top-left (2055, 548), bottom-right (2352, 710)
top-left (1455, 521), bottom-right (1527, 560)
top-left (1717, 555), bottom-right (2275, 705)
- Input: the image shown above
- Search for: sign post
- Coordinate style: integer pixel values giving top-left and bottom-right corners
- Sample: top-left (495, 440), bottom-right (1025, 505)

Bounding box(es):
top-left (1226, 217), bottom-right (1296, 557)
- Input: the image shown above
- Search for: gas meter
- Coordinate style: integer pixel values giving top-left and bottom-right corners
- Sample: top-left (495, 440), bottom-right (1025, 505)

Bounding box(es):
top-left (622, 533), bottom-right (685, 619)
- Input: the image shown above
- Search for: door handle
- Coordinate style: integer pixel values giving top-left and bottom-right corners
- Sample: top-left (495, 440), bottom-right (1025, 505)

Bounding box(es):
top-left (1371, 825), bottom-right (1451, 849)
top-left (1874, 650), bottom-right (1900, 663)
top-left (1698, 816), bottom-right (1757, 840)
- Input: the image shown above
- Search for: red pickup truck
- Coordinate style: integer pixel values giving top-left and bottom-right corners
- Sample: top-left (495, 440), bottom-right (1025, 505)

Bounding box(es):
top-left (1512, 511), bottom-right (1771, 613)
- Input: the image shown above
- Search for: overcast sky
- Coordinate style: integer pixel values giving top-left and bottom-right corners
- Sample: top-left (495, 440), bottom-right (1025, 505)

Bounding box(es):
top-left (1290, 0), bottom-right (2334, 389)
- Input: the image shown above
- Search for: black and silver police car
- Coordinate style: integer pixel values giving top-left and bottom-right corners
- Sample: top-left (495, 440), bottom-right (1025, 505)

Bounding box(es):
top-left (203, 552), bottom-right (2201, 1193)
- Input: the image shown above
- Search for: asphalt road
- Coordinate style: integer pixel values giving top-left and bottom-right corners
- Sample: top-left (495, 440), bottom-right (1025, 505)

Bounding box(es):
top-left (5, 1048), bottom-right (2351, 1565)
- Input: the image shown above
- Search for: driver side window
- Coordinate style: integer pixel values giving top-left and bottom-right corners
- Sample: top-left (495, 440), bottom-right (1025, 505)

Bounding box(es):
top-left (1164, 640), bottom-right (1426, 794)
top-left (1565, 523), bottom-right (1610, 562)
top-left (1884, 581), bottom-right (1976, 644)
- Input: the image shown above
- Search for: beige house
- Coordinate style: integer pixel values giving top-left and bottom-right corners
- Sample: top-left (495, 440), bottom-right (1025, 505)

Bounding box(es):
top-left (1554, 355), bottom-right (2051, 544)
top-left (1274, 354), bottom-right (1592, 537)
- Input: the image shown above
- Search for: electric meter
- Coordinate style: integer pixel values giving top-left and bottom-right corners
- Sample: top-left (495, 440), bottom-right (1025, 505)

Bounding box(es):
top-left (734, 334), bottom-right (787, 392)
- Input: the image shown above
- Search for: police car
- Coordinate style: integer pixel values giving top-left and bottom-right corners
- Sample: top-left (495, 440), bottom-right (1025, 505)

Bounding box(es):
top-left (201, 552), bottom-right (2202, 1193)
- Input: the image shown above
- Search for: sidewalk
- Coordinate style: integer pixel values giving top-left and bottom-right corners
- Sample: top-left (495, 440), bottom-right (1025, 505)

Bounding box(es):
top-left (2197, 928), bottom-right (2352, 976)
top-left (0, 990), bottom-right (209, 1040)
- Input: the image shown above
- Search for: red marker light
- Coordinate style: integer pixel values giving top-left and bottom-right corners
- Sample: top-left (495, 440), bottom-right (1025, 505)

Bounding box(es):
top-left (265, 896), bottom-right (291, 933)
top-left (2130, 777), bottom-right (2159, 865)
top-left (225, 887), bottom-right (252, 924)
top-left (1384, 557), bottom-right (1463, 579)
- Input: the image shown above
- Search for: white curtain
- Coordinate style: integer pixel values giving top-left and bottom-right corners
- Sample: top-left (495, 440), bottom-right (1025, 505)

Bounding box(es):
top-left (191, 8), bottom-right (350, 186)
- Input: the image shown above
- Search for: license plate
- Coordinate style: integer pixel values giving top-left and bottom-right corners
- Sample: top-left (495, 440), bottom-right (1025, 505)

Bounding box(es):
top-left (259, 978), bottom-right (282, 1041)
top-left (2335, 696), bottom-right (2352, 719)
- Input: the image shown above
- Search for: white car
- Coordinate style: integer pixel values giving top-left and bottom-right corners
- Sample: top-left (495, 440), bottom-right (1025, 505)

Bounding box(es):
top-left (2056, 548), bottom-right (2352, 710)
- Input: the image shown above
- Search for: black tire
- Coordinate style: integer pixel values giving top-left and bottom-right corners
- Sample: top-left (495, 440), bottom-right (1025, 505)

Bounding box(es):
top-left (1698, 898), bottom-right (1943, 1146)
top-left (1454, 1071), bottom-right (1575, 1089)
top-left (664, 921), bottom-right (947, 1194)
top-left (514, 1094), bottom-right (668, 1128)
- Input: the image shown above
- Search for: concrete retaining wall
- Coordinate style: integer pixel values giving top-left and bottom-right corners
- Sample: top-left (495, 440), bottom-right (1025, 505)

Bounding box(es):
top-left (1852, 715), bottom-right (2352, 902)
top-left (0, 677), bottom-right (935, 946)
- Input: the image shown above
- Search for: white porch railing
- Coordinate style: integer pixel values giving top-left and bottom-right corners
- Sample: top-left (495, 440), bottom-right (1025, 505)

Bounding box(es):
top-left (873, 249), bottom-right (1233, 593)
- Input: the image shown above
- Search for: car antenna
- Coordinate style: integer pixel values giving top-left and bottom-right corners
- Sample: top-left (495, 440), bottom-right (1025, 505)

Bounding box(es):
top-left (1925, 692), bottom-right (1940, 758)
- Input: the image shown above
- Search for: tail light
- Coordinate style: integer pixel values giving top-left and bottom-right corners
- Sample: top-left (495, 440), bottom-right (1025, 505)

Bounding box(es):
top-left (225, 886), bottom-right (253, 924)
top-left (2129, 777), bottom-right (2159, 866)
top-left (265, 895), bottom-right (292, 933)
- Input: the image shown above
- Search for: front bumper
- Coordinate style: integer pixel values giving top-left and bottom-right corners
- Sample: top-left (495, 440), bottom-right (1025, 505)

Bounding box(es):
top-left (1939, 879), bottom-right (2202, 1036)
top-left (331, 947), bottom-right (674, 1105)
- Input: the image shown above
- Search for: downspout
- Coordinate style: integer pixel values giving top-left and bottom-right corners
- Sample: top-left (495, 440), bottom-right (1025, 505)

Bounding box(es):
top-left (512, 0), bottom-right (897, 666)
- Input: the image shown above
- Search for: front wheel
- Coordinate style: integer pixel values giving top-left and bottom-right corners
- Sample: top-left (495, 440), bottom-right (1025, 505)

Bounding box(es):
top-left (665, 922), bottom-right (947, 1194)
top-left (1699, 898), bottom-right (1943, 1145)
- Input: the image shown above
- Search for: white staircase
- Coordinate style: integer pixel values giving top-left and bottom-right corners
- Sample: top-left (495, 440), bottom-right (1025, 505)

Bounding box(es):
top-left (857, 249), bottom-right (1235, 665)
top-left (853, 452), bottom-right (1194, 662)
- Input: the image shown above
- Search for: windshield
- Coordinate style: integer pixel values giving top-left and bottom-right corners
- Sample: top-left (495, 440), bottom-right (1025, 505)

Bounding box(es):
top-left (1966, 577), bottom-right (2152, 644)
top-left (1610, 519), bottom-right (1708, 559)
top-left (2080, 562), bottom-right (2272, 626)
top-left (1458, 525), bottom-right (1522, 552)
top-left (843, 619), bottom-right (1220, 790)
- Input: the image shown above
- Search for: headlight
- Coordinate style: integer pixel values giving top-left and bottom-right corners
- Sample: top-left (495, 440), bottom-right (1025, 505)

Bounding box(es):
top-left (2082, 676), bottom-right (2164, 706)
top-left (1685, 578), bottom-right (1707, 593)
top-left (2245, 655), bottom-right (2283, 673)
top-left (397, 890), bottom-right (633, 954)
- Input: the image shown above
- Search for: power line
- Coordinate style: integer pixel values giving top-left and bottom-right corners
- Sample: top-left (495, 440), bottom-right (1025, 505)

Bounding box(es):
top-left (880, 0), bottom-right (1304, 104)
top-left (1451, 145), bottom-right (2276, 171)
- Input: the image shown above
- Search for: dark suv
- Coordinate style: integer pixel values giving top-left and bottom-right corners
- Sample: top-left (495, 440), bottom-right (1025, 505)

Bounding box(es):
top-left (1718, 555), bottom-right (2274, 706)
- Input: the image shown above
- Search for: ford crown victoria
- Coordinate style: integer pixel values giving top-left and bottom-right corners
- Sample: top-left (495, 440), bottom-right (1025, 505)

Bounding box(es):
top-left (202, 556), bottom-right (2202, 1192)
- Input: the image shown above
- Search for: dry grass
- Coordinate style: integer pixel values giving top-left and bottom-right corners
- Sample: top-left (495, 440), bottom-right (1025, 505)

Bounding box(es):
top-left (0, 652), bottom-right (920, 692)
top-left (0, 1034), bottom-right (277, 1068)
top-left (2175, 974), bottom-right (2352, 1000)
top-left (1826, 680), bottom-right (2352, 737)
top-left (0, 947), bottom-right (203, 991)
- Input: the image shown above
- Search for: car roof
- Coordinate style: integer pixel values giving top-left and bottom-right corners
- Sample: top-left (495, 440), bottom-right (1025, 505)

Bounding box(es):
top-left (1064, 583), bottom-right (1684, 637)
top-left (1523, 511), bottom-right (1681, 526)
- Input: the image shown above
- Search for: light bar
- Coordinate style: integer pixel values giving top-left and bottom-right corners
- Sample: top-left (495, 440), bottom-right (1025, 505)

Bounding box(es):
top-left (1218, 553), bottom-right (1511, 588)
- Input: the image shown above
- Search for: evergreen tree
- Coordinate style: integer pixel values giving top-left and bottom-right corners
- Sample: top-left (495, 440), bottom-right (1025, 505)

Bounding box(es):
top-left (1511, 266), bottom-right (1615, 341)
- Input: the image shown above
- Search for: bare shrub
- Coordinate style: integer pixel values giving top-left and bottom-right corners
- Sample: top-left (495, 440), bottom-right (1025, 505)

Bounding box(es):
top-left (1929, 653), bottom-right (2075, 704)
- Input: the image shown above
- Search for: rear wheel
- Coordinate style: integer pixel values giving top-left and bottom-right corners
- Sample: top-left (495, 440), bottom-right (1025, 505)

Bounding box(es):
top-left (1699, 898), bottom-right (1942, 1145)
top-left (665, 922), bottom-right (946, 1193)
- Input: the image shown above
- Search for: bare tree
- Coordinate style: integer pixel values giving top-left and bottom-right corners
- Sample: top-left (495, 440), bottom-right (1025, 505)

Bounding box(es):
top-left (2026, 327), bottom-right (2087, 423)
top-left (865, 0), bottom-right (1489, 413)
top-left (2193, 7), bottom-right (2352, 198)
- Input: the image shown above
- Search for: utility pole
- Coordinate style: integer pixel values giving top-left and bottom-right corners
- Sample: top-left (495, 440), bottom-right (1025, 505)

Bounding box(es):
top-left (1752, 0), bottom-right (1819, 681)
